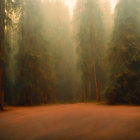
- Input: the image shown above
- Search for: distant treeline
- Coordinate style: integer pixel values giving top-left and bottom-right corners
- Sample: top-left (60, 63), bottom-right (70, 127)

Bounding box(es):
top-left (0, 0), bottom-right (140, 110)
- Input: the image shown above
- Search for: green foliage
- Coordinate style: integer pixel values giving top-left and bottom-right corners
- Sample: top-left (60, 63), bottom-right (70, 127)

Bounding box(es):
top-left (73, 0), bottom-right (105, 100)
top-left (105, 72), bottom-right (140, 104)
top-left (3, 0), bottom-right (140, 106)
top-left (4, 0), bottom-right (81, 105)
top-left (105, 0), bottom-right (140, 105)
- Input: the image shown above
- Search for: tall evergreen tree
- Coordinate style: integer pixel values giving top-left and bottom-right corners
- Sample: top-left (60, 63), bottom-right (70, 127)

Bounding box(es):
top-left (0, 0), bottom-right (5, 110)
top-left (42, 0), bottom-right (80, 102)
top-left (0, 0), bottom-right (17, 109)
top-left (105, 0), bottom-right (140, 104)
top-left (16, 0), bottom-right (47, 105)
top-left (8, 0), bottom-right (80, 105)
top-left (74, 0), bottom-right (104, 101)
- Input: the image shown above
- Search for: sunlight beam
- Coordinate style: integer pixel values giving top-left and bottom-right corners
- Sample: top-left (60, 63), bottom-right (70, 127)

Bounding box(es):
top-left (64, 0), bottom-right (118, 15)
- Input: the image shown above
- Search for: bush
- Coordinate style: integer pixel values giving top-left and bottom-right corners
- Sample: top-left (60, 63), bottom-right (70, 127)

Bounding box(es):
top-left (105, 72), bottom-right (140, 105)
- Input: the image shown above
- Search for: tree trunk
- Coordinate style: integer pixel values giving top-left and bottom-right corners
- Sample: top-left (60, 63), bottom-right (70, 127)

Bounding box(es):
top-left (83, 85), bottom-right (86, 102)
top-left (0, 69), bottom-right (4, 110)
top-left (43, 93), bottom-right (48, 104)
top-left (0, 0), bottom-right (5, 110)
top-left (29, 85), bottom-right (32, 105)
top-left (93, 61), bottom-right (100, 102)
top-left (88, 80), bottom-right (92, 99)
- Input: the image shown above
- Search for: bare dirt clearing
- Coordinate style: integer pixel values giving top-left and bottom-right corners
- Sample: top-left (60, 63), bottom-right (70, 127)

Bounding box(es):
top-left (0, 103), bottom-right (140, 140)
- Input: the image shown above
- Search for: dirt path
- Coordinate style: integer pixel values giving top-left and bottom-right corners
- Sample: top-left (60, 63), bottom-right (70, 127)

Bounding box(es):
top-left (0, 103), bottom-right (140, 140)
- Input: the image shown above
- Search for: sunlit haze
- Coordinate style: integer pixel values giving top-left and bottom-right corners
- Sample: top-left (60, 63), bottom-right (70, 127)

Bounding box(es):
top-left (110, 0), bottom-right (118, 10)
top-left (64, 0), bottom-right (118, 15)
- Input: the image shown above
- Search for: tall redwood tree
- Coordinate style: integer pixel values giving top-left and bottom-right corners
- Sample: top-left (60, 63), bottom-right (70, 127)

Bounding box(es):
top-left (0, 0), bottom-right (5, 110)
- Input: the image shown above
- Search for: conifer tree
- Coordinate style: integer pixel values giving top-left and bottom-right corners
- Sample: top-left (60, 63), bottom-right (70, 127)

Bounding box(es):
top-left (0, 0), bottom-right (18, 109)
top-left (105, 0), bottom-right (140, 104)
top-left (0, 0), bottom-right (5, 110)
top-left (74, 0), bottom-right (104, 101)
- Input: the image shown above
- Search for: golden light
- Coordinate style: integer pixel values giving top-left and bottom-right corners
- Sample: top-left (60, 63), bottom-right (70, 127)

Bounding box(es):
top-left (110, 0), bottom-right (118, 11)
top-left (64, 0), bottom-right (118, 14)
top-left (63, 0), bottom-right (76, 15)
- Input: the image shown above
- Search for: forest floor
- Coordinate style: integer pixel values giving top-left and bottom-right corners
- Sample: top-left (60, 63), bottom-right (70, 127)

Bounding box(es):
top-left (0, 103), bottom-right (140, 140)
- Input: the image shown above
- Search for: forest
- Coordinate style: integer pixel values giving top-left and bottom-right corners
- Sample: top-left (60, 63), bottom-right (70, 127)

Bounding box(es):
top-left (0, 0), bottom-right (140, 109)
top-left (0, 0), bottom-right (140, 140)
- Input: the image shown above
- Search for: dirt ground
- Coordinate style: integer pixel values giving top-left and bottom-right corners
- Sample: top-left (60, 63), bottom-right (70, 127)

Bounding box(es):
top-left (0, 103), bottom-right (140, 140)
